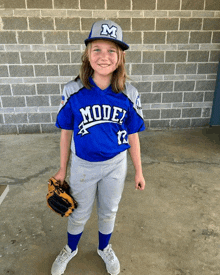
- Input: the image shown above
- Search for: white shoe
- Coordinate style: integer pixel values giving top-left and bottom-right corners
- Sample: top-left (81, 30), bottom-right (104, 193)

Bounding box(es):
top-left (97, 244), bottom-right (120, 275)
top-left (51, 245), bottom-right (78, 275)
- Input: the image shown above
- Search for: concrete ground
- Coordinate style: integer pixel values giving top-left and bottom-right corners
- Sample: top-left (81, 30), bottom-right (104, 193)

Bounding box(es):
top-left (0, 127), bottom-right (220, 275)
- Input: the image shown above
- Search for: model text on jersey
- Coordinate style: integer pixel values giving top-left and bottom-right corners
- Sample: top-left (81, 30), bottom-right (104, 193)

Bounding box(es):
top-left (78, 104), bottom-right (127, 136)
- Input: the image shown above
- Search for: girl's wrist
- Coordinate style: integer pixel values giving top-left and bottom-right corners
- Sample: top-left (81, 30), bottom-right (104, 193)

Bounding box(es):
top-left (57, 167), bottom-right (67, 177)
top-left (134, 166), bottom-right (143, 174)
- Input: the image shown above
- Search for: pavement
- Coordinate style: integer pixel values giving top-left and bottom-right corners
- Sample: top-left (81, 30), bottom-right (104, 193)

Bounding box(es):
top-left (0, 127), bottom-right (220, 275)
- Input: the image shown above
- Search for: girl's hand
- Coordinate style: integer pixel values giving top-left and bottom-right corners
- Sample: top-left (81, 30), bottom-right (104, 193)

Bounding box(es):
top-left (135, 173), bottom-right (145, 191)
top-left (53, 168), bottom-right (66, 184)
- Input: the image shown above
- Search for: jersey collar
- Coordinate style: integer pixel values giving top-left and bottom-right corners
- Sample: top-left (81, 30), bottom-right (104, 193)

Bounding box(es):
top-left (89, 77), bottom-right (112, 94)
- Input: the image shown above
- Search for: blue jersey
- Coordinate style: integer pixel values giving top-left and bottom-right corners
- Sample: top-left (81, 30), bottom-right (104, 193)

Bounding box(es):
top-left (56, 77), bottom-right (145, 162)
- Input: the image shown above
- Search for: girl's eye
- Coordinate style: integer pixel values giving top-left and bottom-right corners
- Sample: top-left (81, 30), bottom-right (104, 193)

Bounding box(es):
top-left (94, 49), bottom-right (101, 52)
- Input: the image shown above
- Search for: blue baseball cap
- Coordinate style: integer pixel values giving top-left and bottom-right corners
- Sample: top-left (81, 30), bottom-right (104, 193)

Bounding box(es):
top-left (85, 20), bottom-right (129, 51)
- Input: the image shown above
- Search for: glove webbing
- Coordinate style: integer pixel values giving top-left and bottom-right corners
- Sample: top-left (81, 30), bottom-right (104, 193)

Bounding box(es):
top-left (47, 192), bottom-right (73, 217)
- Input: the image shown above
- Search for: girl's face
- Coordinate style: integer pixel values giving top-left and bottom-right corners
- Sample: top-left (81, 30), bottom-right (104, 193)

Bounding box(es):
top-left (89, 40), bottom-right (119, 80)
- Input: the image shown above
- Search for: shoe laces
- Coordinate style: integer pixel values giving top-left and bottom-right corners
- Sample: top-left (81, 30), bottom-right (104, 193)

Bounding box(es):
top-left (103, 245), bottom-right (115, 262)
top-left (57, 247), bottom-right (71, 263)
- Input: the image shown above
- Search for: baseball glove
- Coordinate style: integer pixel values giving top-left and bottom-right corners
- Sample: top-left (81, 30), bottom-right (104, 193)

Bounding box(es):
top-left (46, 177), bottom-right (77, 217)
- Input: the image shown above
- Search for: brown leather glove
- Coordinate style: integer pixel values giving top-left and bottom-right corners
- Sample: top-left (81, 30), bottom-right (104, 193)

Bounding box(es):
top-left (46, 177), bottom-right (77, 217)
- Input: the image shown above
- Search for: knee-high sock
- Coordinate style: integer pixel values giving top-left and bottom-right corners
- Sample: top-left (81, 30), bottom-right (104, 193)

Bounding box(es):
top-left (98, 231), bottom-right (112, 250)
top-left (67, 231), bottom-right (83, 252)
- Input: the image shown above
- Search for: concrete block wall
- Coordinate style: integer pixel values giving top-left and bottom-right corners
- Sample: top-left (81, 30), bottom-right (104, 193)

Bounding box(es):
top-left (0, 0), bottom-right (219, 134)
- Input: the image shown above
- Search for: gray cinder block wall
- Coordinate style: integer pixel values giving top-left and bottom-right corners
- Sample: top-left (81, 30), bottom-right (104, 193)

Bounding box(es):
top-left (0, 0), bottom-right (219, 134)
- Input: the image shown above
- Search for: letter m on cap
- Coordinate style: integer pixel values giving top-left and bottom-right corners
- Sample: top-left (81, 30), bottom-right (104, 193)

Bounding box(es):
top-left (100, 24), bottom-right (117, 39)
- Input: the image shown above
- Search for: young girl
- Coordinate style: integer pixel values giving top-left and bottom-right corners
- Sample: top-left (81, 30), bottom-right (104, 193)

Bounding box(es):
top-left (51, 20), bottom-right (145, 275)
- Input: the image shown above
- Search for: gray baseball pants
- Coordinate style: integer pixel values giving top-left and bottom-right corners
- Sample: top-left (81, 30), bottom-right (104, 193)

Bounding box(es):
top-left (68, 150), bottom-right (127, 235)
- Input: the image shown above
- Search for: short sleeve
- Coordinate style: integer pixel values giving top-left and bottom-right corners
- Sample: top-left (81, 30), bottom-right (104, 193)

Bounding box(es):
top-left (126, 104), bottom-right (145, 135)
top-left (55, 86), bottom-right (74, 130)
top-left (124, 83), bottom-right (145, 135)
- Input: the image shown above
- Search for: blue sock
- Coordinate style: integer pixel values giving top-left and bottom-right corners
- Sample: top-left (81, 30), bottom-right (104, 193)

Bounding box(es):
top-left (98, 231), bottom-right (112, 250)
top-left (67, 232), bottom-right (83, 252)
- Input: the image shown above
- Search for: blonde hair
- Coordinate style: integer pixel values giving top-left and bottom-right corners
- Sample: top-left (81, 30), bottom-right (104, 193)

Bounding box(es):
top-left (77, 42), bottom-right (127, 93)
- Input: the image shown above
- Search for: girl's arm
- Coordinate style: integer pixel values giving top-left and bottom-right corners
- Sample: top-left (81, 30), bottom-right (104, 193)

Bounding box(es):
top-left (54, 129), bottom-right (73, 183)
top-left (128, 133), bottom-right (145, 191)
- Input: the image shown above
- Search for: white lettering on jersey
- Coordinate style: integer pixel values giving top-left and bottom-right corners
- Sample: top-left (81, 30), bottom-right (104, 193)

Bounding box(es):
top-left (102, 105), bottom-right (111, 120)
top-left (80, 106), bottom-right (93, 123)
top-left (78, 105), bottom-right (127, 136)
top-left (92, 105), bottom-right (102, 120)
top-left (112, 106), bottom-right (123, 122)
top-left (117, 130), bottom-right (128, 145)
top-left (119, 110), bottom-right (126, 124)
top-left (100, 24), bottom-right (117, 39)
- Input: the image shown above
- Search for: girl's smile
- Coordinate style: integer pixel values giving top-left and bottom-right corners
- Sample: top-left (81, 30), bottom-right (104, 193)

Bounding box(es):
top-left (89, 40), bottom-right (118, 83)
